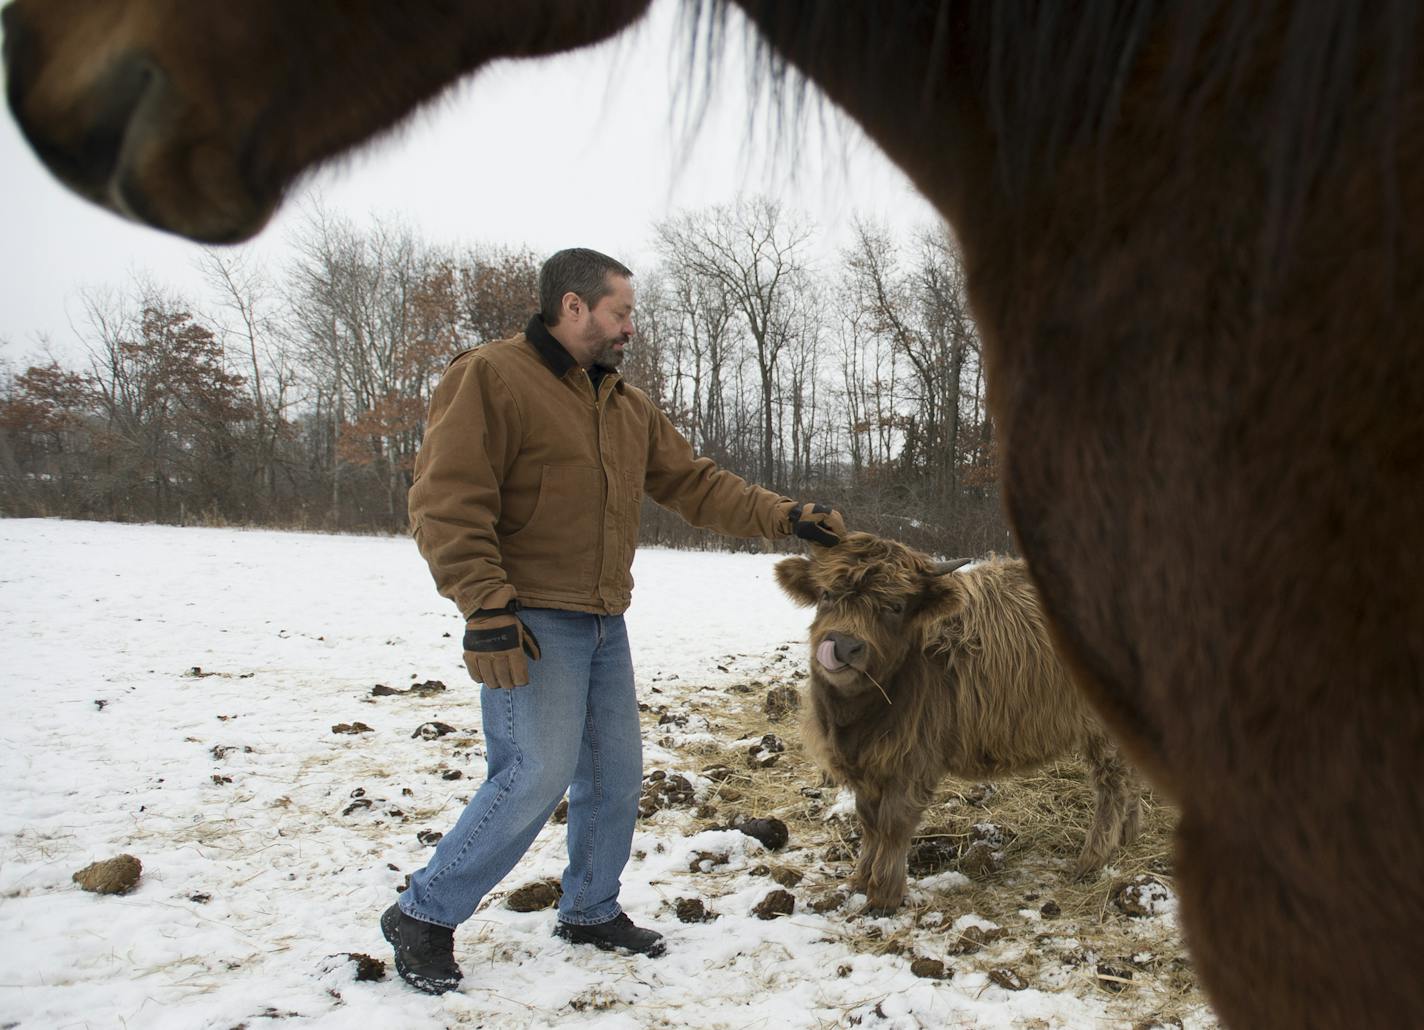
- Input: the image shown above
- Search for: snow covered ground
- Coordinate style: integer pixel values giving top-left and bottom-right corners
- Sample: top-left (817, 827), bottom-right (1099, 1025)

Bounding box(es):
top-left (0, 519), bottom-right (1211, 1029)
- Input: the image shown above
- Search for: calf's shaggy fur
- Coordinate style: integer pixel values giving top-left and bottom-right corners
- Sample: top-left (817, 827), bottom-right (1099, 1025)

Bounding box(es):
top-left (776, 533), bottom-right (1140, 912)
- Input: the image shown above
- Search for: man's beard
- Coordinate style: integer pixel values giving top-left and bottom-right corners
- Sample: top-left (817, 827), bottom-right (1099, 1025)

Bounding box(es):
top-left (587, 331), bottom-right (627, 368)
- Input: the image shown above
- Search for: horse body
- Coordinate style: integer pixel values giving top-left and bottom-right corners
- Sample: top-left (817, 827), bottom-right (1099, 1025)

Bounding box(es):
top-left (986, 93), bottom-right (1424, 1030)
top-left (6, 2), bottom-right (1423, 1025)
top-left (750, 10), bottom-right (1424, 1025)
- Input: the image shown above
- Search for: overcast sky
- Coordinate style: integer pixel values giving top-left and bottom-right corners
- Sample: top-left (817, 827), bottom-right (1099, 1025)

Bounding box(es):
top-left (0, 0), bottom-right (941, 366)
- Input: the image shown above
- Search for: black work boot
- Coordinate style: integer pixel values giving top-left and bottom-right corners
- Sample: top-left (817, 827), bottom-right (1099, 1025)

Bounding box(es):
top-left (555, 913), bottom-right (667, 957)
top-left (381, 904), bottom-right (463, 994)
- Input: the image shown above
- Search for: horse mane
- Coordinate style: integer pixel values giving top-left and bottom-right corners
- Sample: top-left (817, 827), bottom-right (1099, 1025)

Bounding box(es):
top-left (694, 1), bottom-right (1417, 286)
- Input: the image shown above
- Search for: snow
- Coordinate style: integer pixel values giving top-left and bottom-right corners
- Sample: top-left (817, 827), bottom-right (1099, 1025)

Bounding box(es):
top-left (1, 518), bottom-right (1196, 1028)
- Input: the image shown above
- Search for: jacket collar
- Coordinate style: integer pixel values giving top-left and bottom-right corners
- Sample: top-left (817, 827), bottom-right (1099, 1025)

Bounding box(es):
top-left (525, 314), bottom-right (578, 378)
top-left (524, 314), bottom-right (623, 391)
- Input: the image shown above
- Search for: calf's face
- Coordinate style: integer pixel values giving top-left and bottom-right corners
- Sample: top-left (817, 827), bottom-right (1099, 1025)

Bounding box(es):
top-left (775, 533), bottom-right (966, 698)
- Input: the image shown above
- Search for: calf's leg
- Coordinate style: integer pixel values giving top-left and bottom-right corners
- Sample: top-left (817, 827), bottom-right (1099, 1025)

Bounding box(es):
top-left (849, 791), bottom-right (880, 896)
top-left (1075, 743), bottom-right (1135, 878)
top-left (1120, 785), bottom-right (1143, 847)
top-left (855, 790), bottom-right (926, 914)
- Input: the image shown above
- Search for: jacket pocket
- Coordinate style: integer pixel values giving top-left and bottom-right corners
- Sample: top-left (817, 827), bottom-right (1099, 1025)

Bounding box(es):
top-left (501, 464), bottom-right (602, 594)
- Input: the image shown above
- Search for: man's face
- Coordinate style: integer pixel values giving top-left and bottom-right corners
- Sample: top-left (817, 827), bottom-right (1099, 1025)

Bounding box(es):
top-left (577, 275), bottom-right (635, 369)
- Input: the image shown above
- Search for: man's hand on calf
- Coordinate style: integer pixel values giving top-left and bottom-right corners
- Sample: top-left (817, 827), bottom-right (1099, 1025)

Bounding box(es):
top-left (789, 502), bottom-right (846, 547)
top-left (463, 607), bottom-right (541, 689)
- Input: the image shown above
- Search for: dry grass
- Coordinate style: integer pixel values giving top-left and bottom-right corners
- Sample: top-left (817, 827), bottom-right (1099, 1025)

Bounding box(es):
top-left (642, 673), bottom-right (1215, 1029)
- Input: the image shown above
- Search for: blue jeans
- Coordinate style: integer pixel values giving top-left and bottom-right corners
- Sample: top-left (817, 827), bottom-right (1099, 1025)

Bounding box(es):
top-left (399, 608), bottom-right (643, 928)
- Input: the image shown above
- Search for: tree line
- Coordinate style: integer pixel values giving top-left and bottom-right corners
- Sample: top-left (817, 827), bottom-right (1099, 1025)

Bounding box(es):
top-left (0, 198), bottom-right (1010, 558)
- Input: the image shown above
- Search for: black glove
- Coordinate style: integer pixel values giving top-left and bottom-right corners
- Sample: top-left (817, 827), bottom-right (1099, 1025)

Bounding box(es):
top-left (463, 604), bottom-right (541, 689)
top-left (789, 502), bottom-right (846, 547)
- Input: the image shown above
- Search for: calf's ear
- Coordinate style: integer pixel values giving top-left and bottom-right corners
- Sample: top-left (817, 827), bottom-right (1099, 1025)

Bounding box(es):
top-left (774, 556), bottom-right (819, 606)
top-left (918, 567), bottom-right (964, 620)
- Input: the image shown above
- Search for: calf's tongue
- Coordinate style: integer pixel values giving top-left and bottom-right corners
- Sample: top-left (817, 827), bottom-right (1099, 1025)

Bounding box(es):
top-left (816, 639), bottom-right (847, 671)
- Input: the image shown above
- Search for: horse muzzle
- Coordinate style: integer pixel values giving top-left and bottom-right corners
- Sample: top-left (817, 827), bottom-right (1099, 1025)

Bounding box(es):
top-left (4, 5), bottom-right (270, 243)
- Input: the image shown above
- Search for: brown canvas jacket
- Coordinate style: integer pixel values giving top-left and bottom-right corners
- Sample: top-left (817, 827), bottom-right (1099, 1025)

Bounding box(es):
top-left (409, 319), bottom-right (797, 617)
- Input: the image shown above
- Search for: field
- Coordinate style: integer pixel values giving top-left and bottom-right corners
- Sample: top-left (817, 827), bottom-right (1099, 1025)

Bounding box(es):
top-left (0, 519), bottom-right (1215, 1029)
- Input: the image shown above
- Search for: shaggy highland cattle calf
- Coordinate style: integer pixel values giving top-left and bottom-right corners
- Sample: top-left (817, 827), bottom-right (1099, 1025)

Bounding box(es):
top-left (776, 533), bottom-right (1141, 913)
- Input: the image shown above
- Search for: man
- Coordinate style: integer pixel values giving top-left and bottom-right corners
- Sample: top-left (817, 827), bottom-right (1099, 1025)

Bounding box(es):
top-left (382, 247), bottom-right (845, 994)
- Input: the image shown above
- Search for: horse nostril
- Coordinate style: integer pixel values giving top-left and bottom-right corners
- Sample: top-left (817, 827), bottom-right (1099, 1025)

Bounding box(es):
top-left (3, 3), bottom-right (38, 112)
top-left (70, 55), bottom-right (162, 192)
top-left (6, 36), bottom-right (164, 205)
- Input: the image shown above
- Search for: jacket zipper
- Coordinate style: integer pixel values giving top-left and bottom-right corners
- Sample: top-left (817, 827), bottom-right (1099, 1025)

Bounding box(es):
top-left (592, 373), bottom-right (611, 611)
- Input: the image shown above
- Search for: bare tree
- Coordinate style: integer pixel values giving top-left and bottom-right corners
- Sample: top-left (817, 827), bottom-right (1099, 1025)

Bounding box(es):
top-left (844, 219), bottom-right (980, 506)
top-left (286, 209), bottom-right (457, 528)
top-left (657, 198), bottom-right (815, 488)
top-left (657, 255), bottom-right (737, 464)
top-left (618, 272), bottom-right (675, 411)
top-left (200, 248), bottom-right (300, 517)
top-left (778, 278), bottom-right (824, 491)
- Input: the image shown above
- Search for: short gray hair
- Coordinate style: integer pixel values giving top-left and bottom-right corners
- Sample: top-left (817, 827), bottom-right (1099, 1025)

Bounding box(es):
top-left (539, 248), bottom-right (633, 325)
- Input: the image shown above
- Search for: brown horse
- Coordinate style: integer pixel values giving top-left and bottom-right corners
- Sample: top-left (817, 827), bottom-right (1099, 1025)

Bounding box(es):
top-left (6, 3), bottom-right (1422, 1026)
